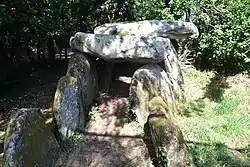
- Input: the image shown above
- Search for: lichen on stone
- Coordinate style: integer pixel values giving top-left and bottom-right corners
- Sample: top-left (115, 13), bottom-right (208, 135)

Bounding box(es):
top-left (3, 108), bottom-right (59, 167)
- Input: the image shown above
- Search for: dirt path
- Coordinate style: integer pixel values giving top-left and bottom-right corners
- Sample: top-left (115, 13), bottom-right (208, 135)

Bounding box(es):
top-left (56, 81), bottom-right (154, 167)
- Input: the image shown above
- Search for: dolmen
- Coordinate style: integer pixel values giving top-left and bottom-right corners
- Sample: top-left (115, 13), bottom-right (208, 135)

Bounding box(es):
top-left (3, 20), bottom-right (198, 167)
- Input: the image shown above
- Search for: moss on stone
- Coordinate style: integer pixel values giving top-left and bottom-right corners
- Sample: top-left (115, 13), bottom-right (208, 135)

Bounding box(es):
top-left (148, 96), bottom-right (172, 119)
top-left (148, 116), bottom-right (188, 166)
top-left (115, 30), bottom-right (131, 36)
top-left (3, 109), bottom-right (59, 167)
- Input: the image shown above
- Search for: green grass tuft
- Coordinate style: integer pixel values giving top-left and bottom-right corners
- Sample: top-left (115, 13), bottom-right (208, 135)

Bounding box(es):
top-left (176, 68), bottom-right (250, 167)
top-left (213, 97), bottom-right (242, 115)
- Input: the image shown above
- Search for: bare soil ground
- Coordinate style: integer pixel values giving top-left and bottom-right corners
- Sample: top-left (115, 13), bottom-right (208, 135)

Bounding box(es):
top-left (56, 81), bottom-right (154, 167)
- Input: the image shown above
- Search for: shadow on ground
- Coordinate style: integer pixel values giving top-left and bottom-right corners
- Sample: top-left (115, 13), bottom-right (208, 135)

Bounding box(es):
top-left (187, 141), bottom-right (250, 167)
top-left (180, 99), bottom-right (206, 117)
top-left (203, 73), bottom-right (230, 102)
top-left (56, 80), bottom-right (153, 167)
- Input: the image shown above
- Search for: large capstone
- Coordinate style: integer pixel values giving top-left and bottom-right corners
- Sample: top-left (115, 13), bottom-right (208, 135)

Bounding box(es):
top-left (94, 20), bottom-right (199, 39)
top-left (66, 52), bottom-right (98, 107)
top-left (69, 32), bottom-right (170, 63)
top-left (147, 97), bottom-right (191, 166)
top-left (3, 108), bottom-right (59, 167)
top-left (129, 64), bottom-right (176, 126)
top-left (53, 76), bottom-right (83, 140)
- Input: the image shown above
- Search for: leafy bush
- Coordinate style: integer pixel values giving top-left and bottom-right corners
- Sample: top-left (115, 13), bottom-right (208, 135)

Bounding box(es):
top-left (109, 0), bottom-right (250, 73)
top-left (193, 0), bottom-right (250, 73)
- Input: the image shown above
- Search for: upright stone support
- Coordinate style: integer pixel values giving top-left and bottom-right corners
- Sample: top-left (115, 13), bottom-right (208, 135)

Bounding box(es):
top-left (148, 118), bottom-right (190, 167)
top-left (162, 42), bottom-right (185, 102)
top-left (53, 76), bottom-right (83, 140)
top-left (66, 52), bottom-right (98, 107)
top-left (3, 108), bottom-right (59, 167)
top-left (129, 64), bottom-right (175, 126)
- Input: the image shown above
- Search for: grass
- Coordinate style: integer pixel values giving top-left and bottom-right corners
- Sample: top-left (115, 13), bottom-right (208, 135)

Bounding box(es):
top-left (175, 68), bottom-right (250, 167)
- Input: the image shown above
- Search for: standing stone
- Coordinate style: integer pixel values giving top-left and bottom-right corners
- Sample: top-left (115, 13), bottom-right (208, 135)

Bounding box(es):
top-left (147, 97), bottom-right (191, 167)
top-left (162, 41), bottom-right (184, 85)
top-left (3, 108), bottom-right (59, 167)
top-left (66, 52), bottom-right (98, 107)
top-left (94, 20), bottom-right (199, 39)
top-left (69, 32), bottom-right (169, 63)
top-left (147, 117), bottom-right (190, 167)
top-left (161, 41), bottom-right (184, 102)
top-left (53, 76), bottom-right (83, 140)
top-left (129, 64), bottom-right (176, 126)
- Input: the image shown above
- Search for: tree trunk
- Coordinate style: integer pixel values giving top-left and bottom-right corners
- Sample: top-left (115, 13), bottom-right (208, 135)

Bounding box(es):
top-left (64, 47), bottom-right (67, 59)
top-left (37, 41), bottom-right (41, 60)
top-left (47, 36), bottom-right (55, 61)
top-left (26, 41), bottom-right (31, 62)
top-left (42, 45), bottom-right (46, 60)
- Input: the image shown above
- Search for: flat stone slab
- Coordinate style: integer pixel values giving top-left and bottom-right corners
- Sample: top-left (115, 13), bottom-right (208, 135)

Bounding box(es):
top-left (94, 20), bottom-right (199, 39)
top-left (70, 32), bottom-right (171, 63)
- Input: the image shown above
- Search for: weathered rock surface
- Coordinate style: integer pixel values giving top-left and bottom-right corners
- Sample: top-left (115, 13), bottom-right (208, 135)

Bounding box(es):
top-left (147, 97), bottom-right (191, 166)
top-left (162, 41), bottom-right (183, 85)
top-left (66, 52), bottom-right (98, 107)
top-left (129, 64), bottom-right (176, 126)
top-left (70, 32), bottom-right (170, 63)
top-left (161, 41), bottom-right (184, 102)
top-left (3, 108), bottom-right (59, 167)
top-left (94, 20), bottom-right (199, 39)
top-left (53, 76), bottom-right (83, 140)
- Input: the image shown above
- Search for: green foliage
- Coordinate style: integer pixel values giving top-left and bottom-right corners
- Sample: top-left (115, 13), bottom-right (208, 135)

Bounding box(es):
top-left (188, 143), bottom-right (250, 167)
top-left (158, 145), bottom-right (168, 167)
top-left (193, 0), bottom-right (250, 72)
top-left (178, 68), bottom-right (250, 166)
top-left (213, 97), bottom-right (242, 115)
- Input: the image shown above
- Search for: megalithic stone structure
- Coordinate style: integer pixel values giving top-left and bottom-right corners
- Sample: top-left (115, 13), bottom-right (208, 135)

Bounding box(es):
top-left (3, 19), bottom-right (199, 167)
